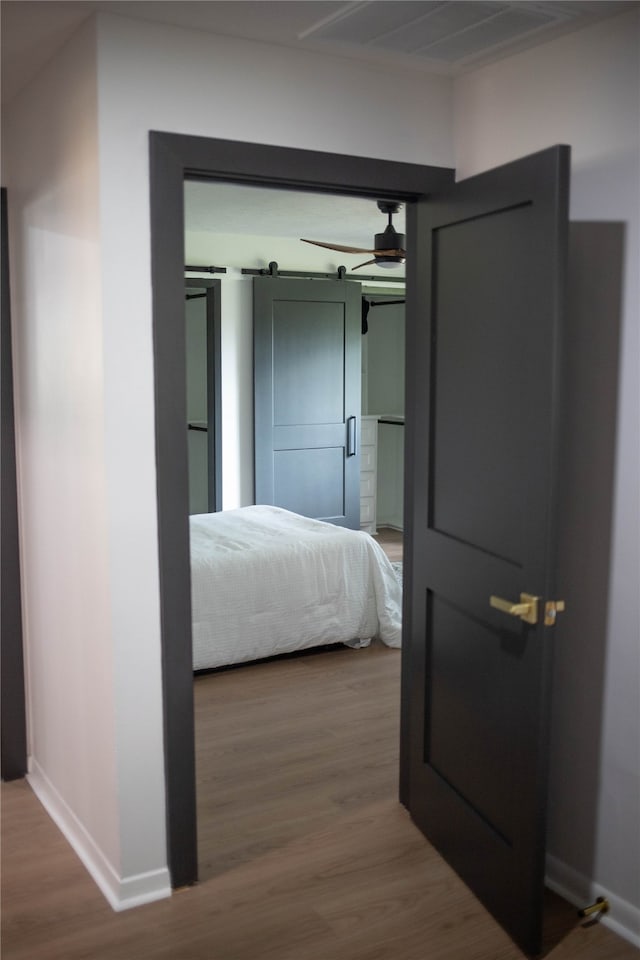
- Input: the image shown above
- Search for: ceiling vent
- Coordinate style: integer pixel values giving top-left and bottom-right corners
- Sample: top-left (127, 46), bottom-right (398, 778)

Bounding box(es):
top-left (300, 1), bottom-right (627, 68)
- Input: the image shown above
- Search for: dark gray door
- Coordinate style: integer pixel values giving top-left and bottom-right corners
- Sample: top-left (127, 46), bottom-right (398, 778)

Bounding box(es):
top-left (185, 280), bottom-right (221, 514)
top-left (1, 187), bottom-right (27, 781)
top-left (402, 145), bottom-right (570, 955)
top-left (254, 277), bottom-right (361, 528)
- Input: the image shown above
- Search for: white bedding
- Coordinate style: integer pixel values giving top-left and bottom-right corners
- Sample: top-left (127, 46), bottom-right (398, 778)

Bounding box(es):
top-left (189, 505), bottom-right (402, 670)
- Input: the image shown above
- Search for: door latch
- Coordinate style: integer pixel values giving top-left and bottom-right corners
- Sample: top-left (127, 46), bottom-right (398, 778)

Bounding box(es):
top-left (544, 600), bottom-right (566, 626)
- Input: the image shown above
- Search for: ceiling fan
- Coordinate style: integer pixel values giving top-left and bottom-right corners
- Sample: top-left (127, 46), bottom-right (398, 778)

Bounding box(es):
top-left (301, 200), bottom-right (405, 270)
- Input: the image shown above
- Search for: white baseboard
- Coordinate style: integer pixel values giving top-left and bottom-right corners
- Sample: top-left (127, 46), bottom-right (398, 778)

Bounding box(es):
top-left (27, 758), bottom-right (172, 912)
top-left (546, 853), bottom-right (640, 949)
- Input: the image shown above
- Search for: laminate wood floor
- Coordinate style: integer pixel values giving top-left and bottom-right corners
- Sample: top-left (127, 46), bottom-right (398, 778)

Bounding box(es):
top-left (376, 526), bottom-right (403, 563)
top-left (2, 643), bottom-right (636, 960)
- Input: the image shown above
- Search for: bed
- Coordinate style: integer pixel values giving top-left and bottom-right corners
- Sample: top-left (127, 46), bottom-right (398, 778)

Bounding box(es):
top-left (189, 504), bottom-right (402, 670)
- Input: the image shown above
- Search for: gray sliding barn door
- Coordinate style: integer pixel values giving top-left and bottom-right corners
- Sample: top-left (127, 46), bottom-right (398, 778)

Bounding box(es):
top-left (254, 277), bottom-right (361, 528)
top-left (402, 145), bottom-right (570, 955)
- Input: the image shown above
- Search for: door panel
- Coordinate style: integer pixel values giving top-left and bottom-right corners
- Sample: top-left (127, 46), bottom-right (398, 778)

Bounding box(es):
top-left (428, 595), bottom-right (520, 842)
top-left (431, 206), bottom-right (533, 562)
top-left (402, 145), bottom-right (569, 955)
top-left (274, 447), bottom-right (345, 518)
top-left (273, 302), bottom-right (345, 424)
top-left (254, 277), bottom-right (361, 528)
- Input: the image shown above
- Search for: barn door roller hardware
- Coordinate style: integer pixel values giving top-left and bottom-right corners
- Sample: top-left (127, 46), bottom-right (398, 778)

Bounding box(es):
top-left (242, 261), bottom-right (348, 280)
top-left (242, 262), bottom-right (405, 283)
top-left (184, 264), bottom-right (227, 274)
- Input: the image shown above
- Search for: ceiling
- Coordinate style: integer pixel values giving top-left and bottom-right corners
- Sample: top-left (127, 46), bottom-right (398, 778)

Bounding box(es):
top-left (1, 0), bottom-right (636, 106)
top-left (184, 180), bottom-right (406, 249)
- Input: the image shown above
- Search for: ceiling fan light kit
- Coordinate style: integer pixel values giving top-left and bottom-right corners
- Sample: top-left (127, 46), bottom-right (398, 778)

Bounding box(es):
top-left (301, 199), bottom-right (406, 271)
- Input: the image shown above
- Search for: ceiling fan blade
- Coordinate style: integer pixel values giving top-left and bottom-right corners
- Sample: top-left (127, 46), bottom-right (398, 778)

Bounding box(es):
top-left (301, 239), bottom-right (375, 254)
top-left (351, 259), bottom-right (378, 270)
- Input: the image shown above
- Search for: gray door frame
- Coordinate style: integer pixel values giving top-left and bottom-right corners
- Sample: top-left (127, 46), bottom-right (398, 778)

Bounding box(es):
top-left (149, 132), bottom-right (454, 887)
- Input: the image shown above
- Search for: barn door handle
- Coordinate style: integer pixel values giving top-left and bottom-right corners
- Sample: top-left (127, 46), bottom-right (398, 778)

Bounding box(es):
top-left (490, 593), bottom-right (539, 625)
top-left (347, 416), bottom-right (357, 457)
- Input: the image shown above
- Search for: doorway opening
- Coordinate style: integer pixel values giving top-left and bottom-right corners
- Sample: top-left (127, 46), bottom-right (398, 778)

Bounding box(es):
top-left (183, 179), bottom-right (408, 879)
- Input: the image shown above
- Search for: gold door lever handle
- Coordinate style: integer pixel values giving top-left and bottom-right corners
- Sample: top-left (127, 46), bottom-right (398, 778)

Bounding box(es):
top-left (490, 593), bottom-right (539, 625)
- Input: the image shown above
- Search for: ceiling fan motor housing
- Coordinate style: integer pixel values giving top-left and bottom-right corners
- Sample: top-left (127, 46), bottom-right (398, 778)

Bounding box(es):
top-left (375, 223), bottom-right (405, 267)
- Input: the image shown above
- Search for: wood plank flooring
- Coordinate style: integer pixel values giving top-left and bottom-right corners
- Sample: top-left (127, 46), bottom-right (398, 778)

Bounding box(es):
top-left (2, 639), bottom-right (637, 960)
top-left (376, 525), bottom-right (403, 562)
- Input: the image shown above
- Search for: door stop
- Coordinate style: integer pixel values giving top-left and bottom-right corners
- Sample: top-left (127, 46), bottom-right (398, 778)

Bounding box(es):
top-left (578, 897), bottom-right (609, 920)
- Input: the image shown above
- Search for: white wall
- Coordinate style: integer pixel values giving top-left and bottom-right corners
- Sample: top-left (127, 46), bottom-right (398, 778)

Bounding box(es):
top-left (218, 273), bottom-right (254, 510)
top-left (1, 20), bottom-right (125, 900)
top-left (366, 301), bottom-right (405, 529)
top-left (454, 9), bottom-right (640, 942)
top-left (366, 302), bottom-right (405, 415)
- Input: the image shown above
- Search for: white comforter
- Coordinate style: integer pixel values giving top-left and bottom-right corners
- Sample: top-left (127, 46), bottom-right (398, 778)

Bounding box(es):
top-left (189, 505), bottom-right (402, 670)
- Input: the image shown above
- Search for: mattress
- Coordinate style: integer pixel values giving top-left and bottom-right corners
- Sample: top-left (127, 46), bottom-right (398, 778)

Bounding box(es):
top-left (189, 505), bottom-right (402, 670)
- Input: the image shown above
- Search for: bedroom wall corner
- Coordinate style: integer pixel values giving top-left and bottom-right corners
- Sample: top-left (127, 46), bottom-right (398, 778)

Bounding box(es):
top-left (2, 14), bottom-right (123, 894)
